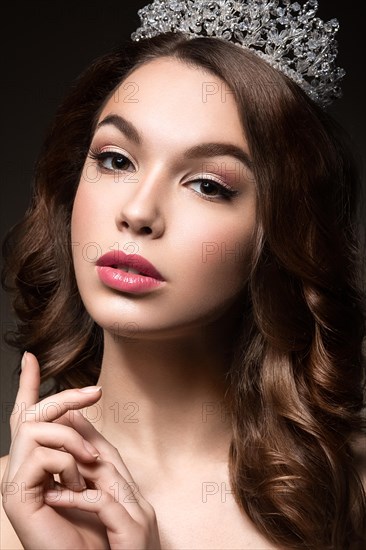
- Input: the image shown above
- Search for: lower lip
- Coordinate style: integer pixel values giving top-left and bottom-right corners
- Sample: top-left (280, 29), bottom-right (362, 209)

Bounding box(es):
top-left (96, 266), bottom-right (165, 294)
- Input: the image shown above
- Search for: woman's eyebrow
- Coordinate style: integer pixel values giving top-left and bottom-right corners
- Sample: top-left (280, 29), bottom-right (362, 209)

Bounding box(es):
top-left (184, 142), bottom-right (253, 170)
top-left (96, 113), bottom-right (253, 170)
top-left (96, 114), bottom-right (141, 145)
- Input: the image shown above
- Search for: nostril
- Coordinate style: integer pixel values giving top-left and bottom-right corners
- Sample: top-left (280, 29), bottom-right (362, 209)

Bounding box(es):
top-left (119, 220), bottom-right (153, 234)
top-left (142, 226), bottom-right (152, 235)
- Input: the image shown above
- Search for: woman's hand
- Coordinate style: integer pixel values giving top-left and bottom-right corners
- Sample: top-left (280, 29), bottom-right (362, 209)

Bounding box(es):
top-left (49, 410), bottom-right (162, 550)
top-left (1, 352), bottom-right (161, 549)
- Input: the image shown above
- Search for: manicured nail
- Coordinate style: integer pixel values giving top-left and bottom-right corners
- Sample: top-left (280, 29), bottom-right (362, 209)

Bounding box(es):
top-left (21, 351), bottom-right (28, 371)
top-left (82, 439), bottom-right (100, 458)
top-left (78, 386), bottom-right (102, 393)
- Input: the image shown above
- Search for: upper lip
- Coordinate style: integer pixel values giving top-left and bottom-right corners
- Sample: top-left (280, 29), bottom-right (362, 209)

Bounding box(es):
top-left (96, 251), bottom-right (165, 281)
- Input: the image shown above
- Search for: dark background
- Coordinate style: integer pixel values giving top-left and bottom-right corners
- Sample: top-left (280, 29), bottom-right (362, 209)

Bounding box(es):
top-left (1, 1), bottom-right (365, 455)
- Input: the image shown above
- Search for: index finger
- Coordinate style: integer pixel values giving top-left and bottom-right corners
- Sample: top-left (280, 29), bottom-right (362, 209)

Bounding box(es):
top-left (10, 352), bottom-right (102, 435)
top-left (15, 386), bottom-right (103, 426)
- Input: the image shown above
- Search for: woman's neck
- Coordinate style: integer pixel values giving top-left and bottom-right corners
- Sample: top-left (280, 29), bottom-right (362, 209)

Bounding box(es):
top-left (87, 321), bottom-right (237, 469)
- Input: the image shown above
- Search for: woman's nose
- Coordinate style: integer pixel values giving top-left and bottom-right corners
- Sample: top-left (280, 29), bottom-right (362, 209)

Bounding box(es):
top-left (116, 176), bottom-right (166, 238)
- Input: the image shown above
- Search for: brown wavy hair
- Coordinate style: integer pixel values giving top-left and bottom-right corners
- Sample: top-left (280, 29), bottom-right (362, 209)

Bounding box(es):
top-left (2, 32), bottom-right (366, 549)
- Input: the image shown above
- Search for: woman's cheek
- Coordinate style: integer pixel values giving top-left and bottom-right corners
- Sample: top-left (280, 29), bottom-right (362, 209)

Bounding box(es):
top-left (178, 222), bottom-right (253, 299)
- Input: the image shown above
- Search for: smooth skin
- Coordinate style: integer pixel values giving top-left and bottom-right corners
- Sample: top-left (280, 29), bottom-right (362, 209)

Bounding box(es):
top-left (1, 352), bottom-right (161, 549)
top-left (1, 356), bottom-right (366, 549)
top-left (0, 58), bottom-right (272, 550)
top-left (0, 352), bottom-right (278, 550)
top-left (1, 58), bottom-right (366, 549)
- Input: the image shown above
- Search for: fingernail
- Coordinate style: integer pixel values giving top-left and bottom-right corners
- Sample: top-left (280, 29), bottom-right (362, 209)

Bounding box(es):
top-left (78, 475), bottom-right (87, 489)
top-left (78, 385), bottom-right (102, 393)
top-left (82, 438), bottom-right (100, 458)
top-left (21, 351), bottom-right (28, 371)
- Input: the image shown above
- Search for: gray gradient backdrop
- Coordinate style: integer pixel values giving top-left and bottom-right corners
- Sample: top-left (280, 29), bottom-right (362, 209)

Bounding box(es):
top-left (1, 1), bottom-right (365, 455)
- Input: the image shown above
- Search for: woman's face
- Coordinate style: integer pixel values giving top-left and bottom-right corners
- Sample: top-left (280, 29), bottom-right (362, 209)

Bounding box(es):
top-left (71, 57), bottom-right (256, 339)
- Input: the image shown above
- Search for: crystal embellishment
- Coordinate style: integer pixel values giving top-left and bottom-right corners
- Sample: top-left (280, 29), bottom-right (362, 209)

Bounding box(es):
top-left (131, 0), bottom-right (345, 107)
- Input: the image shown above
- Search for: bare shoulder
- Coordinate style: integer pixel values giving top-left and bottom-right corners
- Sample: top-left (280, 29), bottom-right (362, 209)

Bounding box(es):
top-left (0, 455), bottom-right (24, 550)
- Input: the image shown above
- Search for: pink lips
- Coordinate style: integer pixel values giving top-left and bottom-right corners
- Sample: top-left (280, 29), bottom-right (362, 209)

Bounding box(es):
top-left (95, 250), bottom-right (165, 294)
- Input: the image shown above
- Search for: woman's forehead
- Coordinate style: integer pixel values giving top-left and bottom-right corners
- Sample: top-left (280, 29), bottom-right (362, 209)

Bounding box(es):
top-left (97, 57), bottom-right (248, 151)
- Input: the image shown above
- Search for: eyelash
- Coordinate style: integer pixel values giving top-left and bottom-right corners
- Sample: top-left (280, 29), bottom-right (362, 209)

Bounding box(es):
top-left (89, 148), bottom-right (134, 172)
top-left (88, 147), bottom-right (238, 201)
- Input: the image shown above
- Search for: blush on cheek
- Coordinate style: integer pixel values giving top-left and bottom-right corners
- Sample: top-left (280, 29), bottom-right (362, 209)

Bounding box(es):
top-left (199, 233), bottom-right (253, 274)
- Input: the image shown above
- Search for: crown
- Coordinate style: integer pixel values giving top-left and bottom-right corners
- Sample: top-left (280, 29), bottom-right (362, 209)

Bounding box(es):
top-left (131, 0), bottom-right (345, 108)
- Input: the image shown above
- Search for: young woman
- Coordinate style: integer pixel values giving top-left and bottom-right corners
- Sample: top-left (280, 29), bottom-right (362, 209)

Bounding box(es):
top-left (1, 1), bottom-right (366, 548)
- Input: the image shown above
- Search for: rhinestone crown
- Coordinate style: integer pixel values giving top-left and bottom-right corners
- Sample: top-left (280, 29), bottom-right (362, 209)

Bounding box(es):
top-left (131, 0), bottom-right (345, 107)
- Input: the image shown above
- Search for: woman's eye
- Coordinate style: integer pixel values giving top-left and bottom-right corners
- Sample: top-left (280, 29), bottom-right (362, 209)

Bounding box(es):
top-left (89, 149), bottom-right (134, 172)
top-left (188, 179), bottom-right (237, 201)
